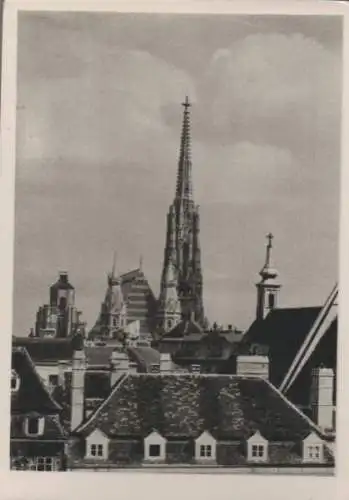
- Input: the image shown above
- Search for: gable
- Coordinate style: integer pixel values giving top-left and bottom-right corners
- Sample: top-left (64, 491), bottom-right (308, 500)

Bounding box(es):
top-left (247, 430), bottom-right (267, 444)
top-left (144, 430), bottom-right (166, 444)
top-left (11, 348), bottom-right (62, 413)
top-left (196, 430), bottom-right (216, 444)
top-left (86, 428), bottom-right (109, 443)
top-left (303, 431), bottom-right (323, 445)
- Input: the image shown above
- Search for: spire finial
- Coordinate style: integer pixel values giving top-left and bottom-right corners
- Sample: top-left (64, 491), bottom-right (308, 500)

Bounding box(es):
top-left (265, 233), bottom-right (273, 267)
top-left (139, 254), bottom-right (143, 271)
top-left (111, 251), bottom-right (117, 278)
top-left (182, 95), bottom-right (191, 111)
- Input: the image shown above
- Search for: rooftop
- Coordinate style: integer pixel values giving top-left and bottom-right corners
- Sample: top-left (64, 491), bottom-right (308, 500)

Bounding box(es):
top-left (75, 373), bottom-right (330, 443)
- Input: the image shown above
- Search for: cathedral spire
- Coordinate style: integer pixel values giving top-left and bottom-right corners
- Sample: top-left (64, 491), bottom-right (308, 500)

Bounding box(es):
top-left (176, 96), bottom-right (193, 201)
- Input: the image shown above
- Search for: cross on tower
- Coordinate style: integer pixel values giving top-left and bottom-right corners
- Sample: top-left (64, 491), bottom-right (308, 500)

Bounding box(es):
top-left (266, 233), bottom-right (274, 247)
top-left (182, 96), bottom-right (191, 111)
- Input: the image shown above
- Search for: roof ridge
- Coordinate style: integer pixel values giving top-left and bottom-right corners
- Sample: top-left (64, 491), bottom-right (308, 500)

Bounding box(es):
top-left (17, 347), bottom-right (62, 412)
top-left (74, 373), bottom-right (130, 433)
top-left (263, 378), bottom-right (328, 439)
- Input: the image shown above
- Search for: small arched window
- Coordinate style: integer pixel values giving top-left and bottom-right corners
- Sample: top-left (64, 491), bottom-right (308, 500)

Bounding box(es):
top-left (268, 293), bottom-right (275, 309)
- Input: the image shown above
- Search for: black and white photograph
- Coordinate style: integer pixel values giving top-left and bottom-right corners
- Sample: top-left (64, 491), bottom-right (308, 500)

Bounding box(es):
top-left (4, 2), bottom-right (344, 480)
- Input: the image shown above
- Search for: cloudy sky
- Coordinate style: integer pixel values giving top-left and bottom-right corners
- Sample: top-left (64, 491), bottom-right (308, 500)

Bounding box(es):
top-left (14, 12), bottom-right (342, 335)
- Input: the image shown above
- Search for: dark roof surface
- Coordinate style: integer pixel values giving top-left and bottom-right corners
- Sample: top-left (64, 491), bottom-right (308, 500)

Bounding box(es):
top-left (11, 347), bottom-right (62, 414)
top-left (241, 307), bottom-right (337, 406)
top-left (85, 346), bottom-right (114, 366)
top-left (10, 413), bottom-right (66, 439)
top-left (75, 373), bottom-right (326, 443)
top-left (163, 319), bottom-right (203, 339)
top-left (12, 337), bottom-right (75, 362)
top-left (128, 347), bottom-right (160, 371)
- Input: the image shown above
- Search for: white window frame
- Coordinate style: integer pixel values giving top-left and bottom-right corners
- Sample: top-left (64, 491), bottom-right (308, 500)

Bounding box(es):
top-left (30, 456), bottom-right (59, 471)
top-left (247, 431), bottom-right (268, 463)
top-left (24, 416), bottom-right (45, 437)
top-left (195, 431), bottom-right (217, 462)
top-left (302, 432), bottom-right (324, 464)
top-left (85, 428), bottom-right (109, 460)
top-left (144, 431), bottom-right (167, 462)
top-left (11, 369), bottom-right (20, 392)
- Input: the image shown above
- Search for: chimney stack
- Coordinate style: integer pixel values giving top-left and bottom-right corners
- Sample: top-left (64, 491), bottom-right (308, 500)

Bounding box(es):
top-left (160, 353), bottom-right (172, 373)
top-left (70, 347), bottom-right (86, 431)
top-left (236, 355), bottom-right (269, 380)
top-left (109, 348), bottom-right (129, 386)
top-left (310, 367), bottom-right (335, 432)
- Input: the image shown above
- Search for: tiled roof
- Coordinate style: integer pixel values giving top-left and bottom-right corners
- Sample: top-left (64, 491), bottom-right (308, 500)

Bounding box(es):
top-left (12, 336), bottom-right (75, 363)
top-left (74, 373), bottom-right (328, 443)
top-left (11, 347), bottom-right (62, 414)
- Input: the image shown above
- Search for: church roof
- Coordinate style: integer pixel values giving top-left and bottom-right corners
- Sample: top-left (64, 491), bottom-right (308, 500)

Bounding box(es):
top-left (163, 318), bottom-right (203, 339)
top-left (74, 373), bottom-right (332, 444)
top-left (241, 307), bottom-right (337, 405)
top-left (11, 347), bottom-right (62, 414)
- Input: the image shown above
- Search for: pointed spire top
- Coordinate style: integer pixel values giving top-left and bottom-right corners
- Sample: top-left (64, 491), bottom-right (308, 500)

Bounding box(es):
top-left (139, 254), bottom-right (143, 271)
top-left (176, 97), bottom-right (193, 201)
top-left (108, 251), bottom-right (121, 285)
top-left (260, 233), bottom-right (278, 280)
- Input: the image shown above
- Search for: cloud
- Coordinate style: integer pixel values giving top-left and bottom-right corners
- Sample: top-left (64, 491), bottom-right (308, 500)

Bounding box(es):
top-left (17, 47), bottom-right (195, 164)
top-left (195, 32), bottom-right (341, 156)
top-left (194, 141), bottom-right (296, 205)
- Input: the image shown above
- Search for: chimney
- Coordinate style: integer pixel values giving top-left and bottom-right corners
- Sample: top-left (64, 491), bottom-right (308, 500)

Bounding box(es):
top-left (160, 353), bottom-right (172, 373)
top-left (236, 355), bottom-right (269, 380)
top-left (58, 360), bottom-right (68, 387)
top-left (70, 347), bottom-right (86, 431)
top-left (109, 348), bottom-right (129, 386)
top-left (190, 364), bottom-right (201, 374)
top-left (310, 367), bottom-right (335, 432)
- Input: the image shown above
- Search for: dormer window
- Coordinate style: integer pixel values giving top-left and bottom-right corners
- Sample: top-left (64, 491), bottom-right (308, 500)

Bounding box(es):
top-left (302, 432), bottom-right (324, 463)
top-left (11, 369), bottom-right (20, 392)
top-left (195, 431), bottom-right (217, 462)
top-left (24, 416), bottom-right (44, 437)
top-left (85, 428), bottom-right (109, 460)
top-left (247, 431), bottom-right (268, 463)
top-left (144, 431), bottom-right (166, 462)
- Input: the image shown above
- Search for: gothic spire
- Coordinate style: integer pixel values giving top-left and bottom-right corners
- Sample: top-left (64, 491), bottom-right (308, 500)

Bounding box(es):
top-left (176, 96), bottom-right (193, 201)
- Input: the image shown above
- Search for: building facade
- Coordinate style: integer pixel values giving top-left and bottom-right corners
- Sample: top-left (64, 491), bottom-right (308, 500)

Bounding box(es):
top-left (34, 272), bottom-right (83, 338)
top-left (10, 347), bottom-right (67, 471)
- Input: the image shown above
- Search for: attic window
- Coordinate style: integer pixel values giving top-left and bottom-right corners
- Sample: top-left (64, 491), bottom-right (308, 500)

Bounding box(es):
top-left (149, 444), bottom-right (161, 458)
top-left (199, 445), bottom-right (212, 458)
top-left (247, 431), bottom-right (268, 463)
top-left (11, 370), bottom-right (20, 392)
top-left (302, 432), bottom-right (324, 464)
top-left (25, 416), bottom-right (44, 437)
top-left (144, 431), bottom-right (166, 462)
top-left (303, 443), bottom-right (324, 463)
